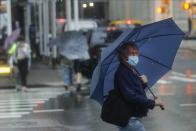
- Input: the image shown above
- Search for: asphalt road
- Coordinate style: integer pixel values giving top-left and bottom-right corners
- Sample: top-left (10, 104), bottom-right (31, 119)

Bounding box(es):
top-left (0, 47), bottom-right (195, 131)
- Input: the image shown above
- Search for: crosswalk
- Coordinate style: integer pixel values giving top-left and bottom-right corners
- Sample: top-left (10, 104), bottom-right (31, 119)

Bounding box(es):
top-left (0, 88), bottom-right (65, 119)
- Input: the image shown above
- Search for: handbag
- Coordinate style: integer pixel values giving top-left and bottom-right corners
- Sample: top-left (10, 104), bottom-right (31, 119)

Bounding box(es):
top-left (100, 88), bottom-right (133, 127)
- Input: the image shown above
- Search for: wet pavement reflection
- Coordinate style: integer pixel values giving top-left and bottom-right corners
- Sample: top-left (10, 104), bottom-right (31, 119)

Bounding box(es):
top-left (0, 48), bottom-right (195, 131)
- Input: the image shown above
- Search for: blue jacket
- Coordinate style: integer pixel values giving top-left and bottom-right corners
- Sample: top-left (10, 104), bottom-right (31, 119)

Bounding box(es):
top-left (114, 63), bottom-right (155, 117)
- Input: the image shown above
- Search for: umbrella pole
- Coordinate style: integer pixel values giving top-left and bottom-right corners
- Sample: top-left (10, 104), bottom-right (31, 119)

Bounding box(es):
top-left (147, 87), bottom-right (165, 110)
top-left (147, 87), bottom-right (157, 99)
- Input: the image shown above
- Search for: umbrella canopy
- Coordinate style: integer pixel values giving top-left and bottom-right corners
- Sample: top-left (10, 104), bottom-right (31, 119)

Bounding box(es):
top-left (90, 18), bottom-right (185, 104)
top-left (49, 31), bottom-right (90, 60)
top-left (3, 28), bottom-right (21, 50)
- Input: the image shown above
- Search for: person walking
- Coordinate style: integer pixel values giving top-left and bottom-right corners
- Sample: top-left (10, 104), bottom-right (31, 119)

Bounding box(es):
top-left (15, 36), bottom-right (31, 91)
top-left (115, 42), bottom-right (163, 131)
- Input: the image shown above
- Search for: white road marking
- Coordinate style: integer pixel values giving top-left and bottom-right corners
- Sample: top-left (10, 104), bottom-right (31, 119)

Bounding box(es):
top-left (158, 93), bottom-right (174, 96)
top-left (0, 101), bottom-right (45, 105)
top-left (0, 99), bottom-right (48, 103)
top-left (0, 108), bottom-right (33, 112)
top-left (0, 104), bottom-right (37, 109)
top-left (171, 71), bottom-right (186, 77)
top-left (157, 80), bottom-right (172, 84)
top-left (172, 71), bottom-right (196, 78)
top-left (33, 109), bottom-right (64, 113)
top-left (169, 76), bottom-right (196, 82)
top-left (180, 103), bottom-right (196, 107)
top-left (0, 115), bottom-right (22, 119)
top-left (0, 112), bottom-right (30, 115)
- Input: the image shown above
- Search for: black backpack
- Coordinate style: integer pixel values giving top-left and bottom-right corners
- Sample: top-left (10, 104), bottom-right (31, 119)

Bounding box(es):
top-left (100, 88), bottom-right (133, 127)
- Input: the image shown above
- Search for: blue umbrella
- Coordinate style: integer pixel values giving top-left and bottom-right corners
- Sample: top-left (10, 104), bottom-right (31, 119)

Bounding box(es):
top-left (90, 18), bottom-right (185, 105)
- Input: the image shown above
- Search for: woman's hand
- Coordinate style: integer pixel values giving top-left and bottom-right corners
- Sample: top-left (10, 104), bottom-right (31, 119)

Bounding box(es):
top-left (140, 75), bottom-right (148, 84)
top-left (155, 97), bottom-right (164, 110)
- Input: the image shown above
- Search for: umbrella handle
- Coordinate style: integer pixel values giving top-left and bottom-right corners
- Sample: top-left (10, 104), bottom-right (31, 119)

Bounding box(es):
top-left (147, 87), bottom-right (165, 110)
top-left (160, 105), bottom-right (165, 110)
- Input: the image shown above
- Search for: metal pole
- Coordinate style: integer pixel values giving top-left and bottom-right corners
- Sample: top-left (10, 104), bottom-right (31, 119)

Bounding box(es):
top-left (50, 0), bottom-right (57, 68)
top-left (38, 1), bottom-right (43, 55)
top-left (51, 0), bottom-right (57, 58)
top-left (43, 0), bottom-right (49, 56)
top-left (66, 0), bottom-right (72, 31)
top-left (74, 0), bottom-right (79, 31)
top-left (24, 3), bottom-right (31, 44)
top-left (6, 0), bottom-right (12, 35)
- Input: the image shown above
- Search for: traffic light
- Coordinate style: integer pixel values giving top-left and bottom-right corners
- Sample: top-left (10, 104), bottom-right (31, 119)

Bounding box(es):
top-left (182, 2), bottom-right (191, 10)
top-left (156, 7), bottom-right (165, 14)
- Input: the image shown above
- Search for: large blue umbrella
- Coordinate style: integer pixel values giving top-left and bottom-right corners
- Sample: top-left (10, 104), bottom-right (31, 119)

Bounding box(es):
top-left (90, 18), bottom-right (185, 105)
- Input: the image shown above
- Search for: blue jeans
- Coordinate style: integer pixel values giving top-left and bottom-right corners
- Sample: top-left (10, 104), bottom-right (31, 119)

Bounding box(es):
top-left (118, 117), bottom-right (146, 131)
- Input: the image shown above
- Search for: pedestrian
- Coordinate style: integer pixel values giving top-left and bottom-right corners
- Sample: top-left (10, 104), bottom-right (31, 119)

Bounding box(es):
top-left (60, 56), bottom-right (73, 92)
top-left (15, 36), bottom-right (31, 92)
top-left (73, 59), bottom-right (82, 92)
top-left (114, 42), bottom-right (163, 131)
top-left (29, 24), bottom-right (36, 58)
top-left (0, 26), bottom-right (7, 48)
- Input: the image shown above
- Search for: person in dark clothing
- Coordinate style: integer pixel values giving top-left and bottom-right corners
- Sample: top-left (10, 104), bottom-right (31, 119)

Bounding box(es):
top-left (0, 26), bottom-right (7, 48)
top-left (115, 42), bottom-right (163, 131)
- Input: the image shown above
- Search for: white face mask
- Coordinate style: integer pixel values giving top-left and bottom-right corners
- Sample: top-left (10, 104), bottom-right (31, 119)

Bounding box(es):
top-left (127, 56), bottom-right (139, 66)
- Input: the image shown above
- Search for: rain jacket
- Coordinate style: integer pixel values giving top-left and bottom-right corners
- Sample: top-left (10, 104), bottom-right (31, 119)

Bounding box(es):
top-left (114, 63), bottom-right (155, 117)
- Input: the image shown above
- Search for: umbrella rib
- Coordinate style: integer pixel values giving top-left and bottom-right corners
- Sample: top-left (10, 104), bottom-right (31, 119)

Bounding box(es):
top-left (140, 54), bottom-right (172, 70)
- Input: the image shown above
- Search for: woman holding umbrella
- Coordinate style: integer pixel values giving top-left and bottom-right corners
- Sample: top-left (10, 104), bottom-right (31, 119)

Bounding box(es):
top-left (116, 42), bottom-right (164, 131)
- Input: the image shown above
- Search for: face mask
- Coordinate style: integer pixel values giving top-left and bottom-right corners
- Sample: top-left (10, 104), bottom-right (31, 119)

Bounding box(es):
top-left (127, 56), bottom-right (139, 66)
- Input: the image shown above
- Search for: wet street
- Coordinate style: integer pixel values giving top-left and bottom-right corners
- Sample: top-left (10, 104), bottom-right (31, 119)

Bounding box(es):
top-left (0, 43), bottom-right (196, 131)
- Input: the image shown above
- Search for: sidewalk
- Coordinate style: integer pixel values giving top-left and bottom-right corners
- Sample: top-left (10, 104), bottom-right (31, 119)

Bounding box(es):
top-left (0, 61), bottom-right (64, 88)
top-left (0, 61), bottom-right (90, 89)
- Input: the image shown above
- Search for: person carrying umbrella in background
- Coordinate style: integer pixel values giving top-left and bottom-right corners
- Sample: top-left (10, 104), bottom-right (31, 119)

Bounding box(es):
top-left (115, 42), bottom-right (163, 131)
top-left (49, 31), bottom-right (90, 92)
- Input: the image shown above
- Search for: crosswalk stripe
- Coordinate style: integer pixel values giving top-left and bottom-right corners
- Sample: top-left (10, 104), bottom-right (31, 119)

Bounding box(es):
top-left (0, 99), bottom-right (48, 103)
top-left (0, 112), bottom-right (30, 115)
top-left (157, 80), bottom-right (172, 84)
top-left (0, 108), bottom-right (33, 112)
top-left (0, 101), bottom-right (45, 105)
top-left (0, 115), bottom-right (22, 119)
top-left (180, 103), bottom-right (196, 107)
top-left (172, 71), bottom-right (196, 78)
top-left (33, 109), bottom-right (64, 113)
top-left (169, 76), bottom-right (196, 82)
top-left (0, 104), bottom-right (37, 109)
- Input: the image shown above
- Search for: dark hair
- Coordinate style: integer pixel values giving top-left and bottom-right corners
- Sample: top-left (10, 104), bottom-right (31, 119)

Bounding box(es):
top-left (18, 35), bottom-right (25, 42)
top-left (118, 41), bottom-right (139, 62)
